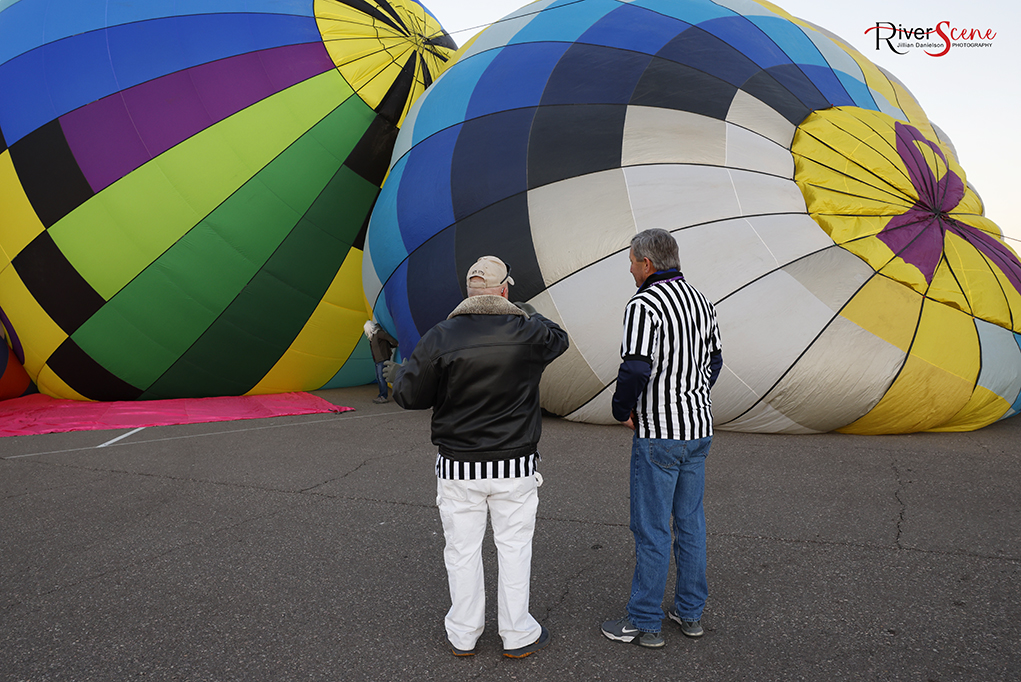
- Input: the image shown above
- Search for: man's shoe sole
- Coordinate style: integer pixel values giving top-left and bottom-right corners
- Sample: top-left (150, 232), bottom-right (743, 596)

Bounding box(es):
top-left (668, 612), bottom-right (704, 637)
top-left (601, 629), bottom-right (637, 644)
top-left (638, 635), bottom-right (665, 648)
top-left (601, 626), bottom-right (664, 648)
top-left (503, 625), bottom-right (550, 658)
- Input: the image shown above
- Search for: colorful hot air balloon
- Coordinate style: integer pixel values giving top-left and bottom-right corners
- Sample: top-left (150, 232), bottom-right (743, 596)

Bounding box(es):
top-left (0, 0), bottom-right (455, 401)
top-left (363, 0), bottom-right (1021, 434)
top-left (1, 308), bottom-right (32, 401)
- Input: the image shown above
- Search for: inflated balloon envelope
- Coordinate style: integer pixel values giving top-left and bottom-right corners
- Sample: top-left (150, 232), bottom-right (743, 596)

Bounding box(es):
top-left (0, 0), bottom-right (456, 401)
top-left (363, 0), bottom-right (1021, 434)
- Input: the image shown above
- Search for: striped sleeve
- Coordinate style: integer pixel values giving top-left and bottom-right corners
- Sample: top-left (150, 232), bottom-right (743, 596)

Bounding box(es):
top-left (620, 299), bottom-right (658, 361)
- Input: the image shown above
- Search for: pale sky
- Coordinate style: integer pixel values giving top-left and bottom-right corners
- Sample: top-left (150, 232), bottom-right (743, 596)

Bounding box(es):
top-left (423, 0), bottom-right (1021, 246)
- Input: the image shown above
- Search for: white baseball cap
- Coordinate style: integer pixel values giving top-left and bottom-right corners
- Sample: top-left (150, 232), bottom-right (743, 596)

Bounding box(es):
top-left (466, 256), bottom-right (514, 289)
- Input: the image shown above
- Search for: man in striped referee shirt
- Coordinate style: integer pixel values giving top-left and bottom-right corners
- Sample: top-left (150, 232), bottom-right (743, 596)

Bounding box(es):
top-left (601, 229), bottom-right (723, 649)
top-left (387, 256), bottom-right (569, 658)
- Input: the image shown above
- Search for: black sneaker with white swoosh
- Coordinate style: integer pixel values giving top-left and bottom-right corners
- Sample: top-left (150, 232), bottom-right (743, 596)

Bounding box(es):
top-left (600, 616), bottom-right (664, 648)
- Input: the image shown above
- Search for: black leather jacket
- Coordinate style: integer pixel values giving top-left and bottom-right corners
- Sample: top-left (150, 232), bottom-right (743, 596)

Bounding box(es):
top-left (392, 295), bottom-right (569, 462)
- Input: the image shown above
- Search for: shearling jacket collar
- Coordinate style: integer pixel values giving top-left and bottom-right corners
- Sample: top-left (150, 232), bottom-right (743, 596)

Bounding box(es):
top-left (447, 294), bottom-right (526, 320)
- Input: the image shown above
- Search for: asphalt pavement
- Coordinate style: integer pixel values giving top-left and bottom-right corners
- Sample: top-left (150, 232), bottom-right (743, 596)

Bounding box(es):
top-left (1, 384), bottom-right (1018, 681)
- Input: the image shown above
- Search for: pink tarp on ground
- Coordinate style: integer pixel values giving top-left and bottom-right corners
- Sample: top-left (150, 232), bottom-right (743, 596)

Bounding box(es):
top-left (0, 392), bottom-right (352, 437)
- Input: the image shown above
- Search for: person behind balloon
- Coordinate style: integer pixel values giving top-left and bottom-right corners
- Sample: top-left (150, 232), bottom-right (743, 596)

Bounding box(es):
top-left (363, 320), bottom-right (398, 404)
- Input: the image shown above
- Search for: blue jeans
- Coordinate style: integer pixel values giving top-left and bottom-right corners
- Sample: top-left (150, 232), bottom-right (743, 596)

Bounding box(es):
top-left (374, 361), bottom-right (388, 398)
top-left (626, 435), bottom-right (711, 632)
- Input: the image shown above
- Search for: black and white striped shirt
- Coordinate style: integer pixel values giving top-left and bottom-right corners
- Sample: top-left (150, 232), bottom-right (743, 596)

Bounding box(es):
top-left (621, 274), bottom-right (722, 440)
top-left (435, 452), bottom-right (540, 480)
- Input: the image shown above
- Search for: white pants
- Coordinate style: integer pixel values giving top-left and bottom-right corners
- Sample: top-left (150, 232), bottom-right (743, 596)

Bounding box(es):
top-left (436, 474), bottom-right (542, 650)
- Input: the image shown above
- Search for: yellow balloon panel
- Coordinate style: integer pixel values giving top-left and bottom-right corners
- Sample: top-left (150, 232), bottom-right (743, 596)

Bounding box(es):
top-left (813, 215), bottom-right (888, 250)
top-left (796, 171), bottom-right (914, 218)
top-left (0, 265), bottom-right (66, 380)
top-left (950, 192), bottom-right (988, 219)
top-left (941, 231), bottom-right (1013, 327)
top-left (874, 251), bottom-right (931, 293)
top-left (928, 385), bottom-right (1011, 433)
top-left (839, 274), bottom-right (922, 354)
top-left (795, 114), bottom-right (919, 204)
top-left (0, 153), bottom-right (45, 262)
top-left (927, 258), bottom-right (973, 317)
top-left (840, 300), bottom-right (979, 434)
top-left (911, 300), bottom-right (980, 379)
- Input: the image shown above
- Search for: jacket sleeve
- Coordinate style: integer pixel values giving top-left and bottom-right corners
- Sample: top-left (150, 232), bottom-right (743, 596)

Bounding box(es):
top-left (531, 313), bottom-right (570, 361)
top-left (611, 299), bottom-right (657, 421)
top-left (379, 328), bottom-right (398, 349)
top-left (611, 358), bottom-right (651, 422)
top-left (708, 350), bottom-right (723, 387)
top-left (391, 337), bottom-right (439, 410)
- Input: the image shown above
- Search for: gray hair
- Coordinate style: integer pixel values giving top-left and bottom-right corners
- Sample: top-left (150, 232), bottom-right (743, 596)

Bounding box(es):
top-left (630, 229), bottom-right (680, 271)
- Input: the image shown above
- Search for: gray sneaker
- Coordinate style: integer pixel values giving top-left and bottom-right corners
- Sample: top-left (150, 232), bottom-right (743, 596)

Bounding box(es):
top-left (668, 610), bottom-right (704, 637)
top-left (600, 617), bottom-right (664, 648)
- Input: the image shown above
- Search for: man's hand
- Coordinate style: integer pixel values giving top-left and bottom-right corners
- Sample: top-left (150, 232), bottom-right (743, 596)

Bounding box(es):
top-left (514, 301), bottom-right (537, 318)
top-left (382, 359), bottom-right (403, 385)
top-left (620, 411), bottom-right (637, 431)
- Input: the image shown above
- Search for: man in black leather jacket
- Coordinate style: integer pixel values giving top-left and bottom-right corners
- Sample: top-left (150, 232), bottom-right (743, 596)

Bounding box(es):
top-left (386, 256), bottom-right (568, 659)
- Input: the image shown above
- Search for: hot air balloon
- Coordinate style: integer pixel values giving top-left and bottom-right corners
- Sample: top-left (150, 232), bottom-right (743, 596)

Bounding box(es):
top-left (1, 309), bottom-right (32, 401)
top-left (0, 0), bottom-right (455, 401)
top-left (362, 0), bottom-right (1021, 434)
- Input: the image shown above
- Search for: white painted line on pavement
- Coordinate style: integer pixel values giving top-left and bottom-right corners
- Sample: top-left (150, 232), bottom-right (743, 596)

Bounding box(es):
top-left (96, 427), bottom-right (146, 448)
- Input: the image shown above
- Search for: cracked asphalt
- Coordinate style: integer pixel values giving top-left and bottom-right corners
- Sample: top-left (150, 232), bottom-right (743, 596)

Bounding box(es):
top-left (2, 384), bottom-right (1019, 681)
